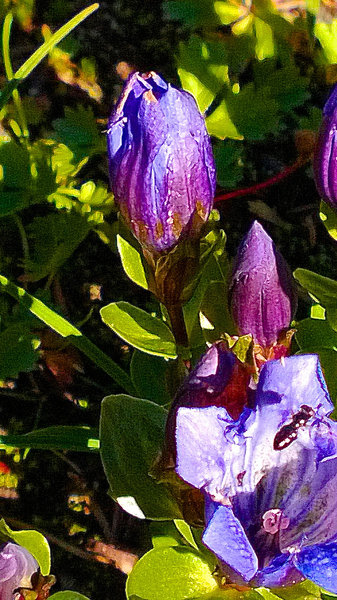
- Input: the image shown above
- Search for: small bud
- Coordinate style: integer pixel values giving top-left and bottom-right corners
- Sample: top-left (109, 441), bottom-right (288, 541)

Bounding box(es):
top-left (314, 84), bottom-right (337, 209)
top-left (107, 71), bottom-right (216, 253)
top-left (229, 221), bottom-right (297, 350)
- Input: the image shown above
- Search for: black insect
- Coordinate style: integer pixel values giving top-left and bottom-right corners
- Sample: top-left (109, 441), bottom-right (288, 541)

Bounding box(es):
top-left (273, 405), bottom-right (314, 451)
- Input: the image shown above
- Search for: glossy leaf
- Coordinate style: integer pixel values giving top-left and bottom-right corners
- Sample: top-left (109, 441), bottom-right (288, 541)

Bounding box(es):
top-left (0, 426), bottom-right (100, 452)
top-left (294, 268), bottom-right (337, 331)
top-left (0, 518), bottom-right (50, 575)
top-left (100, 394), bottom-right (181, 520)
top-left (130, 351), bottom-right (171, 405)
top-left (100, 302), bottom-right (177, 358)
top-left (126, 546), bottom-right (218, 600)
top-left (117, 234), bottom-right (149, 290)
top-left (174, 520), bottom-right (199, 550)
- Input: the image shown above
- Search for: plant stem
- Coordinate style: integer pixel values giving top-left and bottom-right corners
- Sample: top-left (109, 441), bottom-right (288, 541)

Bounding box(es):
top-left (166, 304), bottom-right (189, 349)
top-left (214, 158), bottom-right (308, 204)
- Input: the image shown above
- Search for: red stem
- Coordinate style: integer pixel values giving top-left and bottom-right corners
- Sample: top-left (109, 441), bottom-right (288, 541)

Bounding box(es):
top-left (214, 158), bottom-right (308, 204)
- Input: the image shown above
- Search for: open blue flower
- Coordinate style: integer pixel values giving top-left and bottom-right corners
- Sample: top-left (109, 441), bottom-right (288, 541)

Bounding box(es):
top-left (175, 354), bottom-right (337, 592)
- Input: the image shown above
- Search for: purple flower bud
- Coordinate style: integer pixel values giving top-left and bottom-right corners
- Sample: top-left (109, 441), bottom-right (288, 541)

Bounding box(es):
top-left (0, 543), bottom-right (38, 600)
top-left (107, 71), bottom-right (216, 252)
top-left (229, 221), bottom-right (297, 349)
top-left (314, 84), bottom-right (337, 208)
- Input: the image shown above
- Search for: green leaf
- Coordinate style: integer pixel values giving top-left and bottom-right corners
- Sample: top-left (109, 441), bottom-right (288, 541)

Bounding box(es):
top-left (52, 105), bottom-right (103, 161)
top-left (117, 234), bottom-right (149, 290)
top-left (100, 394), bottom-right (181, 520)
top-left (126, 546), bottom-right (218, 599)
top-left (295, 317), bottom-right (337, 405)
top-left (0, 518), bottom-right (50, 575)
top-left (164, 1), bottom-right (220, 27)
top-left (295, 317), bottom-right (337, 350)
top-left (0, 274), bottom-right (135, 394)
top-left (214, 141), bottom-right (244, 189)
top-left (130, 350), bottom-right (171, 405)
top-left (293, 268), bottom-right (337, 331)
top-left (315, 18), bottom-right (337, 63)
top-left (49, 593), bottom-right (90, 600)
top-left (273, 579), bottom-right (321, 600)
top-left (0, 324), bottom-right (39, 379)
top-left (200, 281), bottom-right (236, 344)
top-left (174, 519), bottom-right (199, 550)
top-left (150, 521), bottom-right (182, 548)
top-left (24, 212), bottom-right (91, 281)
top-left (206, 99), bottom-right (243, 140)
top-left (0, 426), bottom-right (100, 452)
top-left (320, 200), bottom-right (337, 241)
top-left (183, 229), bottom-right (228, 344)
top-left (0, 4), bottom-right (99, 110)
top-left (100, 302), bottom-right (177, 358)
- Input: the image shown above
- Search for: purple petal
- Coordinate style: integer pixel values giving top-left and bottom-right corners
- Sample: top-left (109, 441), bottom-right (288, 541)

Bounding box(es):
top-left (107, 72), bottom-right (216, 252)
top-left (253, 553), bottom-right (304, 588)
top-left (295, 542), bottom-right (337, 594)
top-left (257, 354), bottom-right (333, 417)
top-left (229, 221), bottom-right (296, 348)
top-left (175, 405), bottom-right (236, 498)
top-left (202, 504), bottom-right (258, 582)
top-left (0, 543), bottom-right (38, 600)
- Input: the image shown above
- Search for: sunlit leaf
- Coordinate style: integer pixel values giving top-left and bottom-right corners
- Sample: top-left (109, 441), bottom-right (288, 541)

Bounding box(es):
top-left (100, 394), bottom-right (181, 520)
top-left (100, 302), bottom-right (177, 358)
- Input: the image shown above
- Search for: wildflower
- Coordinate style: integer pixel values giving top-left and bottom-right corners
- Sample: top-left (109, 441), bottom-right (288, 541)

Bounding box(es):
top-left (314, 84), bottom-right (337, 209)
top-left (164, 341), bottom-right (252, 460)
top-left (175, 354), bottom-right (337, 592)
top-left (229, 221), bottom-right (296, 356)
top-left (107, 71), bottom-right (216, 253)
top-left (0, 542), bottom-right (38, 599)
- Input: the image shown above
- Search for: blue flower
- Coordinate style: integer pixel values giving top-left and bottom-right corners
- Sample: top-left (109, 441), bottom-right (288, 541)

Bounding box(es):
top-left (175, 354), bottom-right (337, 592)
top-left (107, 71), bottom-right (216, 253)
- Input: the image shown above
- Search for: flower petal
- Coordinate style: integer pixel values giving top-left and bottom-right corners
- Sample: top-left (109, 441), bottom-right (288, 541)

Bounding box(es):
top-left (253, 553), bottom-right (303, 588)
top-left (294, 542), bottom-right (337, 594)
top-left (202, 504), bottom-right (258, 582)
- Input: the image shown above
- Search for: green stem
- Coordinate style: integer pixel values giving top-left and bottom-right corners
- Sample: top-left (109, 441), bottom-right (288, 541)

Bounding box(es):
top-left (166, 304), bottom-right (189, 350)
top-left (0, 274), bottom-right (135, 395)
top-left (2, 13), bottom-right (29, 138)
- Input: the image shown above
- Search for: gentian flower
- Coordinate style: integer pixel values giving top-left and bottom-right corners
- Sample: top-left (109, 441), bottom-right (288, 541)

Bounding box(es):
top-left (175, 354), bottom-right (337, 593)
top-left (107, 71), bottom-right (216, 253)
top-left (0, 542), bottom-right (38, 599)
top-left (229, 221), bottom-right (297, 357)
top-left (314, 84), bottom-right (337, 209)
top-left (164, 341), bottom-right (252, 462)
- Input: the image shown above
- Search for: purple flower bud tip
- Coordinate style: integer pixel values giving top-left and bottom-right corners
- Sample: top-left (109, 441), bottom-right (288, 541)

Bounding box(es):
top-left (229, 221), bottom-right (297, 349)
top-left (107, 71), bottom-right (216, 252)
top-left (0, 543), bottom-right (38, 600)
top-left (314, 84), bottom-right (337, 208)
